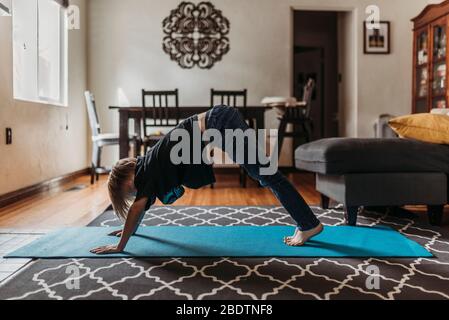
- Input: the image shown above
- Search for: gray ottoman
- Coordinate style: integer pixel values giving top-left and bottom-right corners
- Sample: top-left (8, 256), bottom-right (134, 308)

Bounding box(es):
top-left (295, 138), bottom-right (449, 226)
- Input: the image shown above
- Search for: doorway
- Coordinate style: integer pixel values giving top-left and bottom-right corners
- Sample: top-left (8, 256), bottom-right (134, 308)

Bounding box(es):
top-left (293, 10), bottom-right (340, 140)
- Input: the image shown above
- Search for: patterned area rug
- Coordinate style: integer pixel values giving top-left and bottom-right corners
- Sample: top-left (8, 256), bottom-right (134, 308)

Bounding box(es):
top-left (1, 206), bottom-right (449, 300)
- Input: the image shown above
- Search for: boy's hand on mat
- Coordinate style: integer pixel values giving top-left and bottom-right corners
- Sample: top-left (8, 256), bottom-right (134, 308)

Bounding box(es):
top-left (90, 245), bottom-right (123, 255)
top-left (108, 230), bottom-right (123, 237)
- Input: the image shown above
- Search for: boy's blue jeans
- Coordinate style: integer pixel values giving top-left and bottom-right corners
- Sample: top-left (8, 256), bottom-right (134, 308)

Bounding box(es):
top-left (206, 105), bottom-right (321, 231)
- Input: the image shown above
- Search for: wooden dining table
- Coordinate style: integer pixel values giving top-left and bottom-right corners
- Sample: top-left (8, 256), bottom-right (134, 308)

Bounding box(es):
top-left (109, 106), bottom-right (270, 158)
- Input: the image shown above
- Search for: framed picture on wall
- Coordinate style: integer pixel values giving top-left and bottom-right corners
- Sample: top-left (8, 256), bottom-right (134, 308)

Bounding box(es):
top-left (364, 21), bottom-right (391, 54)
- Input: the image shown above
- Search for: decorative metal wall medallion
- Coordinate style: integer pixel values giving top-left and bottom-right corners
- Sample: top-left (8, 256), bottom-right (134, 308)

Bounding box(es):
top-left (162, 1), bottom-right (230, 69)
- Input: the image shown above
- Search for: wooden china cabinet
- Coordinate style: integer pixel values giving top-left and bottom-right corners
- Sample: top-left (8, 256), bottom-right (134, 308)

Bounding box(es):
top-left (412, 1), bottom-right (449, 113)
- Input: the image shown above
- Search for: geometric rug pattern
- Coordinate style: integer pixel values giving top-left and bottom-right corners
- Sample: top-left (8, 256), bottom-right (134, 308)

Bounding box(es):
top-left (1, 206), bottom-right (449, 300)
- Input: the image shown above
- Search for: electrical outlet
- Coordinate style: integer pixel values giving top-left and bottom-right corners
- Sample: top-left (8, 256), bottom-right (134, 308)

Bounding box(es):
top-left (6, 128), bottom-right (12, 145)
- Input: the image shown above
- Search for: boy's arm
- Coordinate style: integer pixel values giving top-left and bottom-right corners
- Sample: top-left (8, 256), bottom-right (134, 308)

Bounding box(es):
top-left (90, 197), bottom-right (148, 255)
top-left (116, 197), bottom-right (147, 249)
top-left (109, 196), bottom-right (155, 237)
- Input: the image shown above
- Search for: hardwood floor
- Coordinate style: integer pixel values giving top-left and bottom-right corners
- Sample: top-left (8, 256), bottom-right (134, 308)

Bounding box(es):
top-left (0, 173), bottom-right (320, 231)
top-left (0, 176), bottom-right (110, 231)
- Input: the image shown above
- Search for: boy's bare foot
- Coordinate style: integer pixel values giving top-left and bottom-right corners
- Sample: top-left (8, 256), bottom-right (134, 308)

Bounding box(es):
top-left (283, 223), bottom-right (324, 247)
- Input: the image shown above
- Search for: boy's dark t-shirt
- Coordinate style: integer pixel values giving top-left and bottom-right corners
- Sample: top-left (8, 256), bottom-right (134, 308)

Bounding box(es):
top-left (134, 115), bottom-right (215, 210)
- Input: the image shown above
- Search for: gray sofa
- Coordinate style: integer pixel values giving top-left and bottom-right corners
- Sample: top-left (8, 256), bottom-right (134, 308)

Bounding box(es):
top-left (295, 138), bottom-right (449, 226)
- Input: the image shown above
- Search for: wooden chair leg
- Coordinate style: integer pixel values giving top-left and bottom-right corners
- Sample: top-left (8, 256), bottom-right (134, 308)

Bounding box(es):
top-left (303, 122), bottom-right (313, 143)
top-left (90, 165), bottom-right (95, 185)
top-left (91, 144), bottom-right (99, 185)
top-left (277, 119), bottom-right (287, 159)
top-left (134, 138), bottom-right (142, 158)
top-left (344, 206), bottom-right (359, 226)
top-left (428, 205), bottom-right (444, 226)
top-left (241, 169), bottom-right (247, 188)
top-left (320, 194), bottom-right (330, 210)
top-left (96, 146), bottom-right (102, 181)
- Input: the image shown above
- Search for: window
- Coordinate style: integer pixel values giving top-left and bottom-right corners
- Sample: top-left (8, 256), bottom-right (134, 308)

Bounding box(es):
top-left (12, 0), bottom-right (67, 106)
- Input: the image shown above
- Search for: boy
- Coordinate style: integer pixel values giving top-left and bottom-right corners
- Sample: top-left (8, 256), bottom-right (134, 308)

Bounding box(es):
top-left (91, 105), bottom-right (323, 255)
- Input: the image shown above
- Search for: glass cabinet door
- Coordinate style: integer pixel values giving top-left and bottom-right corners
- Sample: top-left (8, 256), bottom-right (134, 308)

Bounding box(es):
top-left (433, 24), bottom-right (447, 60)
top-left (432, 62), bottom-right (446, 96)
top-left (415, 67), bottom-right (429, 113)
top-left (415, 29), bottom-right (429, 113)
top-left (417, 30), bottom-right (429, 66)
top-left (416, 67), bottom-right (429, 98)
top-left (432, 23), bottom-right (447, 109)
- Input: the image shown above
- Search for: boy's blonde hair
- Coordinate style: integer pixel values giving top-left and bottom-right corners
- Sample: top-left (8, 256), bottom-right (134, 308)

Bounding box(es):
top-left (108, 158), bottom-right (137, 220)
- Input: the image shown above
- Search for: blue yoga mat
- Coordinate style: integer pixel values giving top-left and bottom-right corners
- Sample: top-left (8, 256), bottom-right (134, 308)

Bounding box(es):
top-left (6, 226), bottom-right (432, 259)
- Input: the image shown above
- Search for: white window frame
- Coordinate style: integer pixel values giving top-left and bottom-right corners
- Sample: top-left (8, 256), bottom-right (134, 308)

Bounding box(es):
top-left (12, 0), bottom-right (68, 107)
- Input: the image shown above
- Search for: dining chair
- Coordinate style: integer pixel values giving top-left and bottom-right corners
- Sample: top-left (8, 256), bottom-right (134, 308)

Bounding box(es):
top-left (85, 91), bottom-right (120, 184)
top-left (277, 79), bottom-right (316, 161)
top-left (141, 89), bottom-right (180, 153)
top-left (210, 89), bottom-right (250, 188)
top-left (211, 89), bottom-right (247, 108)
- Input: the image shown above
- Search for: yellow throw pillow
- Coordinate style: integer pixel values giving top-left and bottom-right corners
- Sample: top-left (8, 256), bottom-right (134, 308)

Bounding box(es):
top-left (389, 113), bottom-right (449, 145)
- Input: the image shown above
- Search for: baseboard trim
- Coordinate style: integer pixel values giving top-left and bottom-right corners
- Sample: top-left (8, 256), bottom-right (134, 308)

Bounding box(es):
top-left (0, 168), bottom-right (90, 208)
top-left (0, 166), bottom-right (309, 208)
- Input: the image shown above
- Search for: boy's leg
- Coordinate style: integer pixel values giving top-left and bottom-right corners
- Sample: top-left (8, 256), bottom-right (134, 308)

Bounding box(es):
top-left (208, 106), bottom-right (322, 239)
top-left (238, 138), bottom-right (323, 245)
top-left (244, 165), bottom-right (321, 231)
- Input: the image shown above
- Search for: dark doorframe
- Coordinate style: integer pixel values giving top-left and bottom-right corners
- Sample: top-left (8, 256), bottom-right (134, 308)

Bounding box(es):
top-left (293, 46), bottom-right (326, 139)
top-left (292, 10), bottom-right (339, 140)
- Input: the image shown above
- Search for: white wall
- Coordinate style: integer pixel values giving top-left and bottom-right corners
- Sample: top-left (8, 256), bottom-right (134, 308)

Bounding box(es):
top-left (0, 0), bottom-right (89, 195)
top-left (87, 0), bottom-right (441, 166)
top-left (1, 0), bottom-right (441, 195)
top-left (292, 0), bottom-right (441, 137)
